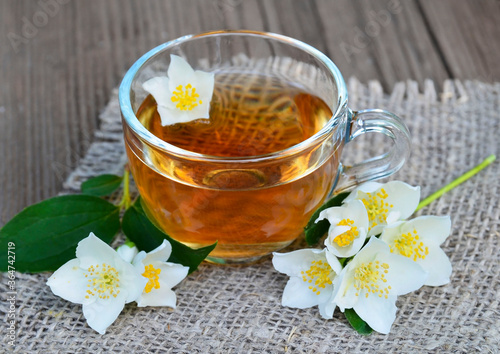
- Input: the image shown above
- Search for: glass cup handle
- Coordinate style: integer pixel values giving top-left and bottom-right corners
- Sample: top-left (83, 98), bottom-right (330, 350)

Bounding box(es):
top-left (335, 108), bottom-right (411, 193)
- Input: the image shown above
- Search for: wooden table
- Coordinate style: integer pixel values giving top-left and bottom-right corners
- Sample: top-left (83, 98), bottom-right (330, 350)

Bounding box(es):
top-left (1, 0), bottom-right (499, 226)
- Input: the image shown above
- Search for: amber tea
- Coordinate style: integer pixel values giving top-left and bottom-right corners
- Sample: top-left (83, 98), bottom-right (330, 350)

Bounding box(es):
top-left (126, 71), bottom-right (340, 261)
top-left (121, 31), bottom-right (411, 263)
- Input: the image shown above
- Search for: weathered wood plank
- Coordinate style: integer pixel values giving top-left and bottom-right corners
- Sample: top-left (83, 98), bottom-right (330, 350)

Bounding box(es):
top-left (224, 0), bottom-right (266, 30)
top-left (316, 0), bottom-right (450, 91)
top-left (419, 0), bottom-right (500, 82)
top-left (260, 0), bottom-right (330, 53)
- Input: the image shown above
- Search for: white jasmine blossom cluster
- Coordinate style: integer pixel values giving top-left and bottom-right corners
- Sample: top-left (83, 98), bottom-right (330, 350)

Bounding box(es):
top-left (273, 181), bottom-right (452, 334)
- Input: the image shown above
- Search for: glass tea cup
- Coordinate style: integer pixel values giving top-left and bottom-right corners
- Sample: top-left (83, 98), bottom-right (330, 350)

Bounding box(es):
top-left (119, 30), bottom-right (410, 264)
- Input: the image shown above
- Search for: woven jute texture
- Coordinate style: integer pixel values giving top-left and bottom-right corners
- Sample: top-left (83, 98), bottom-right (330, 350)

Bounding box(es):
top-left (2, 78), bottom-right (499, 353)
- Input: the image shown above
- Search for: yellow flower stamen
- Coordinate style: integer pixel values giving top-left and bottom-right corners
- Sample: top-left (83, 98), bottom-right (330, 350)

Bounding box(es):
top-left (361, 188), bottom-right (393, 231)
top-left (391, 229), bottom-right (429, 261)
top-left (300, 260), bottom-right (333, 295)
top-left (171, 83), bottom-right (201, 111)
top-left (354, 261), bottom-right (391, 299)
top-left (142, 264), bottom-right (161, 293)
top-left (84, 263), bottom-right (120, 300)
top-left (332, 218), bottom-right (359, 247)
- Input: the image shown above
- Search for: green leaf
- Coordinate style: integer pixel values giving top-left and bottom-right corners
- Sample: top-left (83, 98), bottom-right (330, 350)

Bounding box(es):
top-left (338, 257), bottom-right (350, 267)
top-left (122, 198), bottom-right (216, 274)
top-left (81, 174), bottom-right (123, 197)
top-left (304, 192), bottom-right (349, 245)
top-left (0, 195), bottom-right (120, 273)
top-left (344, 309), bottom-right (373, 335)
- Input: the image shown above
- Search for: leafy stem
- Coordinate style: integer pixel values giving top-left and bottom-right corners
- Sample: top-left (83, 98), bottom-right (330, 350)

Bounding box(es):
top-left (118, 165), bottom-right (132, 210)
top-left (417, 154), bottom-right (496, 211)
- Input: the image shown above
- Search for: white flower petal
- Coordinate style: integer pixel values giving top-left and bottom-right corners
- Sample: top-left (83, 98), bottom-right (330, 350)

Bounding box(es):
top-left (156, 105), bottom-right (184, 126)
top-left (354, 293), bottom-right (398, 334)
top-left (329, 225), bottom-right (352, 239)
top-left (331, 238), bottom-right (390, 310)
top-left (168, 55), bottom-right (195, 83)
top-left (319, 201), bottom-right (369, 258)
top-left (81, 234), bottom-right (146, 304)
top-left (385, 210), bottom-right (401, 225)
top-left (326, 227), bottom-right (367, 259)
top-left (143, 76), bottom-right (172, 107)
top-left (348, 181), bottom-right (420, 236)
top-left (368, 225), bottom-right (384, 237)
top-left (133, 251), bottom-right (147, 268)
top-left (189, 100), bottom-right (211, 119)
top-left (319, 262), bottom-right (342, 319)
top-left (318, 295), bottom-right (337, 320)
top-left (368, 226), bottom-right (384, 237)
top-left (167, 76), bottom-right (194, 97)
top-left (193, 70), bottom-right (215, 98)
top-left (282, 277), bottom-right (331, 309)
top-left (405, 216), bottom-right (452, 246)
top-left (157, 105), bottom-right (207, 125)
top-left (82, 294), bottom-right (127, 335)
top-left (316, 207), bottom-right (340, 224)
top-left (46, 259), bottom-right (87, 304)
top-left (333, 237), bottom-right (423, 316)
top-left (272, 248), bottom-right (326, 277)
top-left (344, 182), bottom-right (382, 203)
top-left (145, 54), bottom-right (215, 126)
top-left (325, 251), bottom-right (343, 275)
top-left (382, 181), bottom-right (420, 221)
top-left (338, 232), bottom-right (367, 258)
top-left (133, 242), bottom-right (188, 307)
top-left (331, 237), bottom-right (430, 334)
top-left (137, 287), bottom-right (177, 308)
top-left (353, 236), bottom-right (388, 261)
top-left (331, 267), bottom-right (348, 307)
top-left (140, 239), bottom-right (173, 264)
top-left (379, 221), bottom-right (405, 244)
top-left (76, 233), bottom-right (118, 269)
top-left (136, 261), bottom-right (187, 308)
top-left (418, 247), bottom-right (452, 286)
top-left (381, 216), bottom-right (451, 287)
top-left (383, 252), bottom-right (427, 295)
top-left (332, 268), bottom-right (358, 311)
top-left (148, 261), bottom-right (189, 290)
top-left (115, 260), bottom-right (147, 304)
top-left (273, 248), bottom-right (341, 315)
top-left (116, 244), bottom-right (139, 263)
top-left (344, 200), bottom-right (369, 224)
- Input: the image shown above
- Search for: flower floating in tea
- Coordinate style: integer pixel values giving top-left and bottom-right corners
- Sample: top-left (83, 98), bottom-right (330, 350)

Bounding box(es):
top-left (273, 180), bottom-right (454, 335)
top-left (143, 54), bottom-right (215, 126)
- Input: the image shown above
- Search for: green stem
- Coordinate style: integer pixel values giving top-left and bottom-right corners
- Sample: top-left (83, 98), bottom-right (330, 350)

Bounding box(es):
top-left (118, 165), bottom-right (132, 210)
top-left (416, 154), bottom-right (496, 211)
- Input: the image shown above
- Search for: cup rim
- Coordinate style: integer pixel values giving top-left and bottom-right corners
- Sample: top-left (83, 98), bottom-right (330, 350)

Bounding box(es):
top-left (119, 30), bottom-right (348, 162)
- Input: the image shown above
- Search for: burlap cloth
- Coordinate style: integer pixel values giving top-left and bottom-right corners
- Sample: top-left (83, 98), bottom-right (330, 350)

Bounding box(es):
top-left (2, 78), bottom-right (499, 353)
